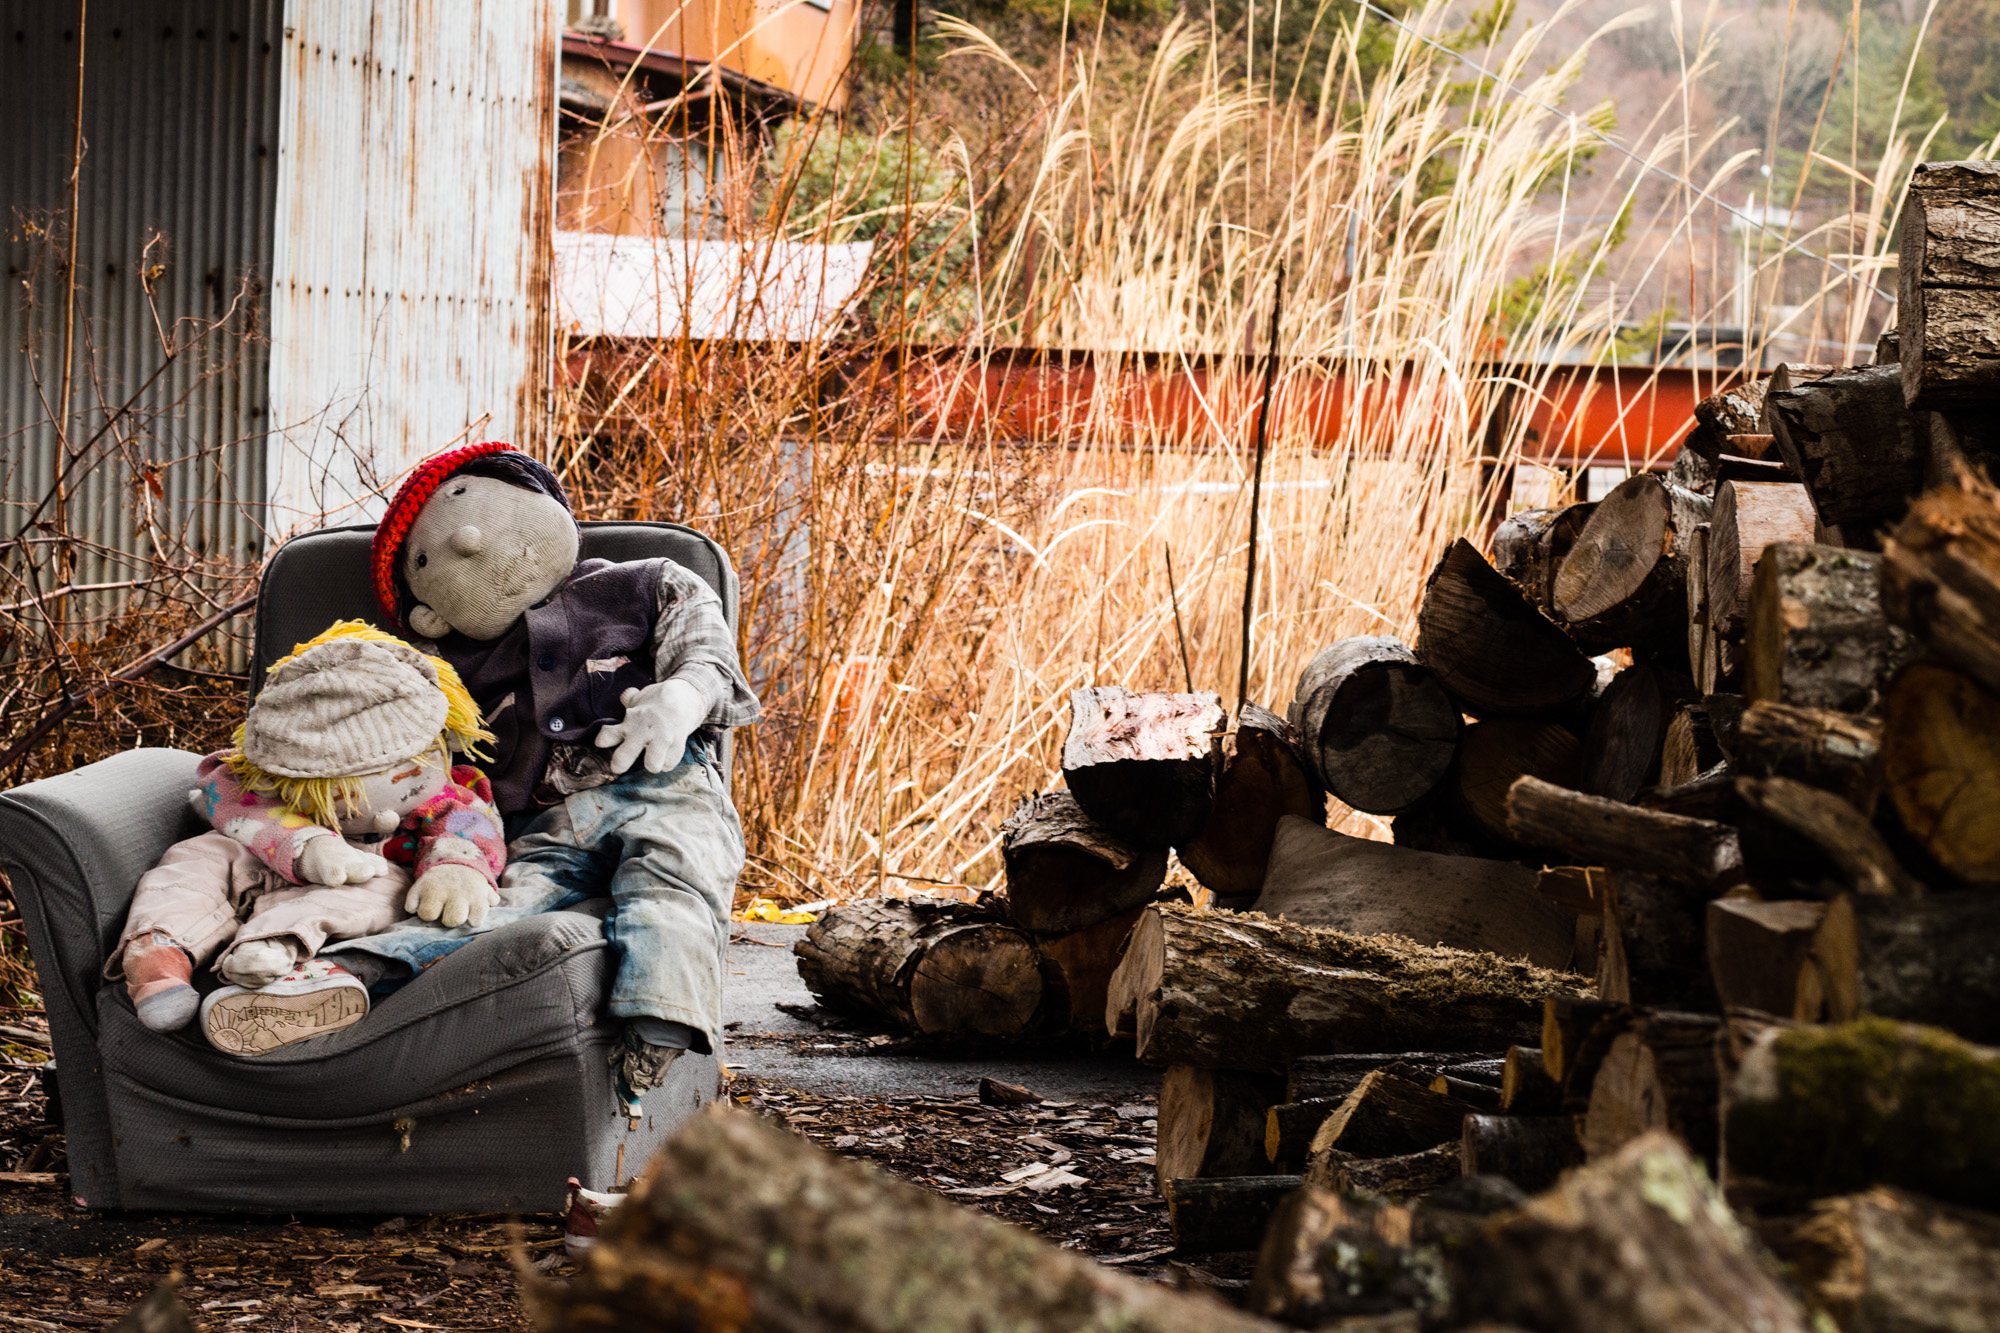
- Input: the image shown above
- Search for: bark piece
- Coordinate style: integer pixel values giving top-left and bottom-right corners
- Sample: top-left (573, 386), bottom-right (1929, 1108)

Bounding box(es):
top-left (1287, 639), bottom-right (1458, 815)
top-left (1767, 365), bottom-right (1930, 531)
top-left (1773, 1186), bottom-right (2000, 1332)
top-left (1164, 1176), bottom-right (1303, 1253)
top-left (1253, 816), bottom-right (1573, 970)
top-left (1455, 719), bottom-right (1584, 842)
top-left (1416, 539), bottom-right (1597, 717)
top-left (1315, 1142), bottom-right (1463, 1197)
top-left (1157, 1066), bottom-right (1287, 1188)
top-left (110, 1284), bottom-right (197, 1333)
top-left (1492, 508), bottom-right (1562, 593)
top-left (1453, 1131), bottom-right (1811, 1333)
top-left (1580, 665), bottom-right (1695, 801)
top-left (1734, 775), bottom-right (1919, 898)
top-left (1708, 480), bottom-right (1818, 640)
top-left (794, 895), bottom-right (1052, 1037)
top-left (1668, 442), bottom-right (1718, 496)
top-left (1104, 904), bottom-right (1583, 1072)
top-left (1734, 700), bottom-right (1881, 811)
top-left (536, 1106), bottom-right (1278, 1331)
top-left (1178, 704), bottom-right (1326, 902)
top-left (1535, 503), bottom-right (1599, 611)
top-left (1501, 1045), bottom-right (1561, 1114)
top-left (1706, 898), bottom-right (1827, 1020)
top-left (1660, 702), bottom-right (1729, 788)
top-left (1692, 379), bottom-right (1769, 452)
top-left (1746, 543), bottom-right (1916, 715)
top-left (979, 1078), bottom-right (1044, 1105)
top-left (1505, 775), bottom-right (1742, 888)
top-left (1685, 521), bottom-right (1721, 692)
top-left (1062, 688), bottom-right (1225, 847)
top-left (1037, 906), bottom-right (1146, 1035)
top-left (1812, 891), bottom-right (2000, 1042)
top-left (1759, 362), bottom-right (1840, 423)
top-left (1305, 1070), bottom-right (1474, 1165)
top-left (1251, 1188), bottom-right (1441, 1326)
top-left (1882, 662), bottom-right (2000, 884)
top-left (1579, 1011), bottom-right (1723, 1170)
top-left (1881, 471), bottom-right (2000, 697)
top-left (1596, 870), bottom-right (1716, 1009)
top-left (1724, 1018), bottom-right (2000, 1208)
top-left (1552, 474), bottom-right (1711, 654)
top-left (1002, 791), bottom-right (1169, 934)
top-left (1459, 1114), bottom-right (1582, 1194)
top-left (1899, 160), bottom-right (2000, 408)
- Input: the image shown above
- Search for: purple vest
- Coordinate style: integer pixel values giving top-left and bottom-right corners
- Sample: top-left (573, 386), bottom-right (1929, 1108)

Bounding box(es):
top-left (435, 558), bottom-right (661, 813)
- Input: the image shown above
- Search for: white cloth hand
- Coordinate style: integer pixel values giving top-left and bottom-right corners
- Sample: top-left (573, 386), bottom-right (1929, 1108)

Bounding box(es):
top-left (296, 834), bottom-right (390, 887)
top-left (220, 938), bottom-right (297, 988)
top-left (405, 863), bottom-right (499, 929)
top-left (594, 677), bottom-right (706, 775)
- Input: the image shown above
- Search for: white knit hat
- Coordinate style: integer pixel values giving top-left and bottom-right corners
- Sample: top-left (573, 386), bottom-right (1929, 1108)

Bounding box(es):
top-left (241, 638), bottom-right (448, 779)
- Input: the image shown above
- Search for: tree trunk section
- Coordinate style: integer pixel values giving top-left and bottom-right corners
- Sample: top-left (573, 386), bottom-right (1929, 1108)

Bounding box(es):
top-left (1501, 1045), bottom-right (1561, 1114)
top-left (1811, 891), bottom-right (2000, 1042)
top-left (1287, 638), bottom-right (1458, 815)
top-left (1286, 1052), bottom-right (1503, 1104)
top-left (1505, 775), bottom-right (1743, 888)
top-left (1692, 379), bottom-right (1768, 453)
top-left (1734, 700), bottom-right (1881, 812)
top-left (1685, 523), bottom-right (1720, 693)
top-left (794, 895), bottom-right (1050, 1037)
top-left (1540, 995), bottom-right (1630, 1088)
top-left (1597, 870), bottom-right (1716, 1009)
top-left (1734, 775), bottom-right (1919, 898)
top-left (1579, 1012), bottom-right (1722, 1170)
top-left (1178, 703), bottom-right (1325, 902)
top-left (1164, 1176), bottom-right (1303, 1253)
top-left (1036, 905), bottom-right (1146, 1035)
top-left (1453, 1132), bottom-right (1812, 1333)
top-left (1266, 1098), bottom-right (1343, 1172)
top-left (1416, 539), bottom-right (1597, 717)
top-left (1769, 1186), bottom-right (2000, 1332)
top-left (1707, 480), bottom-right (1817, 640)
top-left (1724, 1018), bottom-right (2000, 1210)
top-left (1455, 720), bottom-right (1584, 843)
top-left (1746, 543), bottom-right (1915, 715)
top-left (1659, 701), bottom-right (1729, 788)
top-left (534, 1106), bottom-right (1279, 1332)
top-left (1459, 1114), bottom-right (1582, 1194)
top-left (1310, 1141), bottom-right (1462, 1197)
top-left (1493, 508), bottom-right (1561, 595)
top-left (1552, 474), bottom-right (1710, 655)
top-left (1105, 904), bottom-right (1583, 1072)
top-left (1767, 364), bottom-right (1930, 532)
top-left (1882, 662), bottom-right (2000, 884)
top-left (1157, 1066), bottom-right (1287, 1188)
top-left (1706, 898), bottom-right (1826, 1020)
top-left (1899, 161), bottom-right (2000, 408)
top-left (1305, 1070), bottom-right (1474, 1163)
top-left (1063, 688), bottom-right (1225, 847)
top-left (1250, 1189), bottom-right (1437, 1326)
top-left (1880, 470), bottom-right (2000, 697)
top-left (1002, 791), bottom-right (1169, 934)
top-left (1580, 665), bottom-right (1695, 801)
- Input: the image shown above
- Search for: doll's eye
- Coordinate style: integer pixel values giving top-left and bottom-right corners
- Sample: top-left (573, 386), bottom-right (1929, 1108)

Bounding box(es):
top-left (415, 552), bottom-right (428, 569)
top-left (451, 484), bottom-right (466, 495)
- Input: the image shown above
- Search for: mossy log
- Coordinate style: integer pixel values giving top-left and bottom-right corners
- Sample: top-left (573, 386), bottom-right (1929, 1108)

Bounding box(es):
top-left (1724, 1018), bottom-right (2000, 1208)
top-left (1001, 790), bottom-right (1168, 934)
top-left (1452, 1132), bottom-right (1811, 1333)
top-left (534, 1106), bottom-right (1281, 1332)
top-left (1177, 703), bottom-right (1326, 902)
top-left (1104, 904), bottom-right (1584, 1072)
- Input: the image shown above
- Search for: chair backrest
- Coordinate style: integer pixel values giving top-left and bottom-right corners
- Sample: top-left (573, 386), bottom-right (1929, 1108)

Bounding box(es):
top-left (250, 522), bottom-right (741, 773)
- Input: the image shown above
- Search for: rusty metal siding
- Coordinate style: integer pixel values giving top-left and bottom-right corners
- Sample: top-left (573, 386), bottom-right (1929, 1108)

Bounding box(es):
top-left (0, 3), bottom-right (282, 605)
top-left (265, 0), bottom-right (558, 531)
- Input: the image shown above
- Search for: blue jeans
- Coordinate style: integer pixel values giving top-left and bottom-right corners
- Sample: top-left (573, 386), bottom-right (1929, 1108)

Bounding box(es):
top-left (330, 743), bottom-right (744, 1047)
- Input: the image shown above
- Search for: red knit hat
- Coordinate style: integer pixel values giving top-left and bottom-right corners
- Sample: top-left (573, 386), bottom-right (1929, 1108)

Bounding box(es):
top-left (372, 442), bottom-right (573, 629)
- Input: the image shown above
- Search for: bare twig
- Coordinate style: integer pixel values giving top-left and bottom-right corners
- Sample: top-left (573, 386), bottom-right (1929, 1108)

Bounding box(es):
top-left (1236, 262), bottom-right (1285, 718)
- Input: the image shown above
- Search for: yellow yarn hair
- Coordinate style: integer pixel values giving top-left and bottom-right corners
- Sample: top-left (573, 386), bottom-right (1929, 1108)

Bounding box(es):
top-left (225, 620), bottom-right (495, 827)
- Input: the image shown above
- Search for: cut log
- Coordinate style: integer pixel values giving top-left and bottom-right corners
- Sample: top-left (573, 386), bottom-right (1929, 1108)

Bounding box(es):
top-left (1726, 433), bottom-right (1777, 459)
top-left (1707, 480), bottom-right (1818, 640)
top-left (1415, 539), bottom-right (1597, 717)
top-left (1501, 1045), bottom-right (1561, 1114)
top-left (1391, 793), bottom-right (1520, 862)
top-left (1062, 688), bottom-right (1224, 847)
top-left (1734, 700), bottom-right (1881, 811)
top-left (1305, 1070), bottom-right (1474, 1164)
top-left (1725, 1018), bottom-right (2000, 1209)
top-left (1177, 704), bottom-right (1325, 902)
top-left (1505, 775), bottom-right (1743, 888)
top-left (1286, 639), bottom-right (1458, 815)
top-left (1596, 870), bottom-right (1715, 1009)
top-left (1287, 1052), bottom-right (1503, 1104)
top-left (1899, 160), bottom-right (2000, 408)
top-left (1458, 1114), bottom-right (1581, 1194)
top-left (1164, 1175), bottom-right (1302, 1253)
top-left (1552, 474), bottom-right (1710, 654)
top-left (1706, 898), bottom-right (1827, 1020)
top-left (1760, 362), bottom-right (1840, 422)
top-left (1685, 523), bottom-right (1719, 692)
top-left (1002, 791), bottom-right (1169, 934)
top-left (1253, 816), bottom-right (1574, 970)
top-left (1157, 1066), bottom-right (1287, 1188)
top-left (1772, 1186), bottom-right (2000, 1332)
top-left (1250, 1188), bottom-right (1440, 1326)
top-left (1882, 662), bottom-right (2000, 884)
top-left (1767, 365), bottom-right (1930, 532)
top-left (1659, 702), bottom-right (1728, 788)
top-left (1579, 1011), bottom-right (1722, 1169)
top-left (1454, 719), bottom-right (1584, 844)
top-left (1579, 665), bottom-right (1695, 801)
top-left (536, 1106), bottom-right (1277, 1332)
top-left (1313, 1141), bottom-right (1462, 1197)
top-left (1811, 891), bottom-right (2000, 1042)
top-left (1454, 1131), bottom-right (1812, 1333)
top-left (1532, 865), bottom-right (1604, 916)
top-left (1104, 904), bottom-right (1584, 1072)
top-left (1540, 995), bottom-right (1630, 1088)
top-left (1037, 906), bottom-right (1146, 1035)
top-left (794, 895), bottom-right (1052, 1037)
top-left (1746, 543), bottom-right (1916, 714)
top-left (1881, 471), bottom-right (2000, 696)
top-left (1717, 452), bottom-right (1799, 484)
top-left (1874, 327), bottom-right (1900, 364)
top-left (1534, 503), bottom-right (1599, 612)
top-left (1492, 507), bottom-right (1561, 596)
top-left (1266, 1098), bottom-right (1343, 1171)
top-left (1734, 775), bottom-right (1919, 898)
top-left (1667, 442), bottom-right (1717, 496)
top-left (1692, 378), bottom-right (1769, 452)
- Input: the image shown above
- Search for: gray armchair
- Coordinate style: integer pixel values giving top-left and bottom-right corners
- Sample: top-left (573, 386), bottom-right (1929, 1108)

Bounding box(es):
top-left (0, 523), bottom-right (733, 1212)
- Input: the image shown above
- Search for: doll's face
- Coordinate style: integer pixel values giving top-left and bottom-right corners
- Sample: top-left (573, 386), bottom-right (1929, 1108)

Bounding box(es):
top-left (338, 746), bottom-right (451, 840)
top-left (403, 475), bottom-right (578, 641)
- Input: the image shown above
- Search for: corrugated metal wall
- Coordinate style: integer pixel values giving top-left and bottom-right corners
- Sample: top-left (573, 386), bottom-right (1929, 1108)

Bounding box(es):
top-left (0, 2), bottom-right (283, 602)
top-left (265, 0), bottom-right (557, 532)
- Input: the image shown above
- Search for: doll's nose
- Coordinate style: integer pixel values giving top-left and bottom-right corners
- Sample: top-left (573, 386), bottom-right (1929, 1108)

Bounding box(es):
top-left (449, 525), bottom-right (484, 558)
top-left (374, 809), bottom-right (401, 833)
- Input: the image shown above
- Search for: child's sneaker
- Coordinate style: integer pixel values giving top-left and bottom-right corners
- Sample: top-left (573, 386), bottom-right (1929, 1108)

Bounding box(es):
top-left (200, 957), bottom-right (369, 1055)
top-left (124, 932), bottom-right (198, 1032)
top-left (563, 1177), bottom-right (626, 1258)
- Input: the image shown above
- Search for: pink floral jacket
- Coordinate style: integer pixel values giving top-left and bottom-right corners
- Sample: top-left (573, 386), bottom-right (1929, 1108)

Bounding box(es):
top-left (191, 752), bottom-right (507, 888)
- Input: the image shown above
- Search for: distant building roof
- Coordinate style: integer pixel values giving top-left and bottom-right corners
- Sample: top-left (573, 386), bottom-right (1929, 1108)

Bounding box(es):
top-left (555, 231), bottom-right (874, 341)
top-left (560, 31), bottom-right (800, 120)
